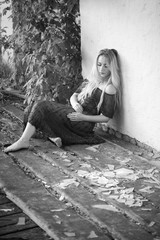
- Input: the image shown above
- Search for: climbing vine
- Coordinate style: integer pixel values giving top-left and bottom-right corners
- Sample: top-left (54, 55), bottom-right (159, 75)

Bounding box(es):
top-left (2, 0), bottom-right (82, 105)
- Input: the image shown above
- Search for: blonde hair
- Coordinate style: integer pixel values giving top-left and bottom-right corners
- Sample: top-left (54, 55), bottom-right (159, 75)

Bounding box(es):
top-left (78, 48), bottom-right (122, 112)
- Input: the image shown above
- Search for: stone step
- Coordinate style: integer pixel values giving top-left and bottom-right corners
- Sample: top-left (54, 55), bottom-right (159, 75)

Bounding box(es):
top-left (1, 103), bottom-right (160, 239)
top-left (95, 128), bottom-right (160, 162)
top-left (65, 143), bottom-right (160, 205)
top-left (21, 136), bottom-right (160, 230)
top-left (29, 139), bottom-right (160, 235)
top-left (2, 139), bottom-right (158, 240)
top-left (0, 151), bottom-right (109, 240)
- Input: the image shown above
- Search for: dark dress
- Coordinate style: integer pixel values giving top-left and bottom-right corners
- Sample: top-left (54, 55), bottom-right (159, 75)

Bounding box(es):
top-left (23, 83), bottom-right (116, 145)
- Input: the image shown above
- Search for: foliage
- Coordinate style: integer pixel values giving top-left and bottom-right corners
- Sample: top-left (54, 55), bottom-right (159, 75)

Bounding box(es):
top-left (0, 58), bottom-right (13, 79)
top-left (2, 0), bottom-right (82, 105)
top-left (0, 2), bottom-right (13, 81)
top-left (0, 28), bottom-right (11, 51)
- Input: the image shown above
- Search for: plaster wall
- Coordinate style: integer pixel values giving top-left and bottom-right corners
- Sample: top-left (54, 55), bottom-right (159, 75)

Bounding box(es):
top-left (80, 0), bottom-right (160, 151)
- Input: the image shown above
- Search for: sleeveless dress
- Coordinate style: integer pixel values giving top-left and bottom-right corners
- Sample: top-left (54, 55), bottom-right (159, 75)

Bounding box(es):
top-left (23, 82), bottom-right (116, 145)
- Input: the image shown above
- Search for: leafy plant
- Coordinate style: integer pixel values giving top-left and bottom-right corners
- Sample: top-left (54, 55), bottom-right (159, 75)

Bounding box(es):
top-left (2, 0), bottom-right (82, 105)
top-left (0, 59), bottom-right (13, 79)
top-left (0, 19), bottom-right (13, 80)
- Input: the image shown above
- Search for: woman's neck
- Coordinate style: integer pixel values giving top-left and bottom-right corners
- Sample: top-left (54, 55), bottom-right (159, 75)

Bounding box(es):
top-left (99, 77), bottom-right (110, 85)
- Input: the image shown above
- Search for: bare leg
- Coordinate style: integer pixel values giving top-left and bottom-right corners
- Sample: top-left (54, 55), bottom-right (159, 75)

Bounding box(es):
top-left (49, 137), bottom-right (62, 148)
top-left (4, 122), bottom-right (36, 153)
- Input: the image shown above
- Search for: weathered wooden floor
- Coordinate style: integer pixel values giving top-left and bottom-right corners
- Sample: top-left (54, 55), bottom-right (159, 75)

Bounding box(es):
top-left (0, 95), bottom-right (160, 240)
top-left (0, 189), bottom-right (51, 239)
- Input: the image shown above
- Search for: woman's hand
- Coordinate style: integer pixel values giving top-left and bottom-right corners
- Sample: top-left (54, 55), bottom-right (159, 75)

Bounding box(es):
top-left (72, 102), bottom-right (83, 113)
top-left (67, 112), bottom-right (85, 121)
top-left (68, 113), bottom-right (110, 123)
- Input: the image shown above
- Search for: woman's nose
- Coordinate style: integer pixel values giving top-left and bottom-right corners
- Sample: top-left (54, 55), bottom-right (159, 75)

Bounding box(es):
top-left (100, 65), bottom-right (104, 72)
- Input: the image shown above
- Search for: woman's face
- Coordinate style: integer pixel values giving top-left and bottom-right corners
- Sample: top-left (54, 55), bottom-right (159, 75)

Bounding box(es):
top-left (97, 55), bottom-right (110, 80)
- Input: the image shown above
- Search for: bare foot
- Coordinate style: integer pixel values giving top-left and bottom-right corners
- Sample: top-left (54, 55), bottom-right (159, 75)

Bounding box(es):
top-left (4, 139), bottom-right (29, 153)
top-left (49, 137), bottom-right (62, 148)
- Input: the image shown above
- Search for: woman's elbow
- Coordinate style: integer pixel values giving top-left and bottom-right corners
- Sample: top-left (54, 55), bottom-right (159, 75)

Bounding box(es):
top-left (70, 94), bottom-right (75, 103)
top-left (70, 94), bottom-right (73, 100)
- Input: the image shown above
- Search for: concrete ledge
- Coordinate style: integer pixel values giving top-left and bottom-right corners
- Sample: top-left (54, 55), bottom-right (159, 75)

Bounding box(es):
top-left (96, 125), bottom-right (160, 159)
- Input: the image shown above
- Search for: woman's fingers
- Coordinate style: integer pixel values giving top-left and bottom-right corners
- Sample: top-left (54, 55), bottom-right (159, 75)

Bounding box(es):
top-left (67, 112), bottom-right (83, 121)
top-left (67, 113), bottom-right (76, 120)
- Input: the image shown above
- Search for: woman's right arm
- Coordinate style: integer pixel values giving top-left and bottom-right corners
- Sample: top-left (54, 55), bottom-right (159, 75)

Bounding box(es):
top-left (70, 93), bottom-right (83, 113)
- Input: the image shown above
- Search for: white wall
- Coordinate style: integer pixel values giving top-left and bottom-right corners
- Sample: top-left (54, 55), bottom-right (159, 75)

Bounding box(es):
top-left (80, 0), bottom-right (160, 151)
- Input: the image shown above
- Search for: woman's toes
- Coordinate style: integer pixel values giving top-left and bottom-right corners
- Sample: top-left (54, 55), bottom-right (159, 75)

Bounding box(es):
top-left (3, 140), bottom-right (29, 153)
top-left (49, 137), bottom-right (62, 148)
top-left (55, 138), bottom-right (62, 148)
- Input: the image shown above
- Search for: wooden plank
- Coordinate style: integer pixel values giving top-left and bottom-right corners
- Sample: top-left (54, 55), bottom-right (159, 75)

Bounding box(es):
top-left (0, 217), bottom-right (36, 236)
top-left (0, 203), bottom-right (22, 218)
top-left (2, 105), bottom-right (24, 122)
top-left (0, 212), bottom-right (35, 228)
top-left (0, 226), bottom-right (51, 240)
top-left (0, 190), bottom-right (50, 239)
top-left (0, 191), bottom-right (37, 237)
top-left (0, 195), bottom-right (10, 205)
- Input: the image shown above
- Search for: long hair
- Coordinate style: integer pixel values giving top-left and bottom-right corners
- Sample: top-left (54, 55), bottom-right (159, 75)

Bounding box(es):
top-left (78, 48), bottom-right (122, 112)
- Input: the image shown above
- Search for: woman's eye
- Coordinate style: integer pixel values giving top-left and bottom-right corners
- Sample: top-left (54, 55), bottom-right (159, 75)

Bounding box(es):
top-left (98, 63), bottom-right (108, 68)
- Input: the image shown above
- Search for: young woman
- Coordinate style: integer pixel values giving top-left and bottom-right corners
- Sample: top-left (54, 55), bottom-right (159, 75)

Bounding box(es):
top-left (4, 48), bottom-right (121, 153)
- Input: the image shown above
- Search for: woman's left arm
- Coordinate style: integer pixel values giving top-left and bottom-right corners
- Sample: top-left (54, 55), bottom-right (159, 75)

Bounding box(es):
top-left (67, 112), bottom-right (110, 123)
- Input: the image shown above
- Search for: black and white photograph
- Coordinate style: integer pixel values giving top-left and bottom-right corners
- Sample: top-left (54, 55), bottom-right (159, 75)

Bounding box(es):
top-left (0, 0), bottom-right (160, 239)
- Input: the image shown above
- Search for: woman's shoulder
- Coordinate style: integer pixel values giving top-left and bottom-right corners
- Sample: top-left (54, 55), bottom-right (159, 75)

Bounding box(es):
top-left (105, 84), bottom-right (116, 95)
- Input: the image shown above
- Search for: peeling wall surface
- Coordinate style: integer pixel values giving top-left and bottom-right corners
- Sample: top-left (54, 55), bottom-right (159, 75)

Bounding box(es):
top-left (80, 0), bottom-right (160, 151)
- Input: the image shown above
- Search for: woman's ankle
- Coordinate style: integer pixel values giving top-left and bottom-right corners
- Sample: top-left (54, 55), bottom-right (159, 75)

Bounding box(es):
top-left (19, 138), bottom-right (30, 145)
